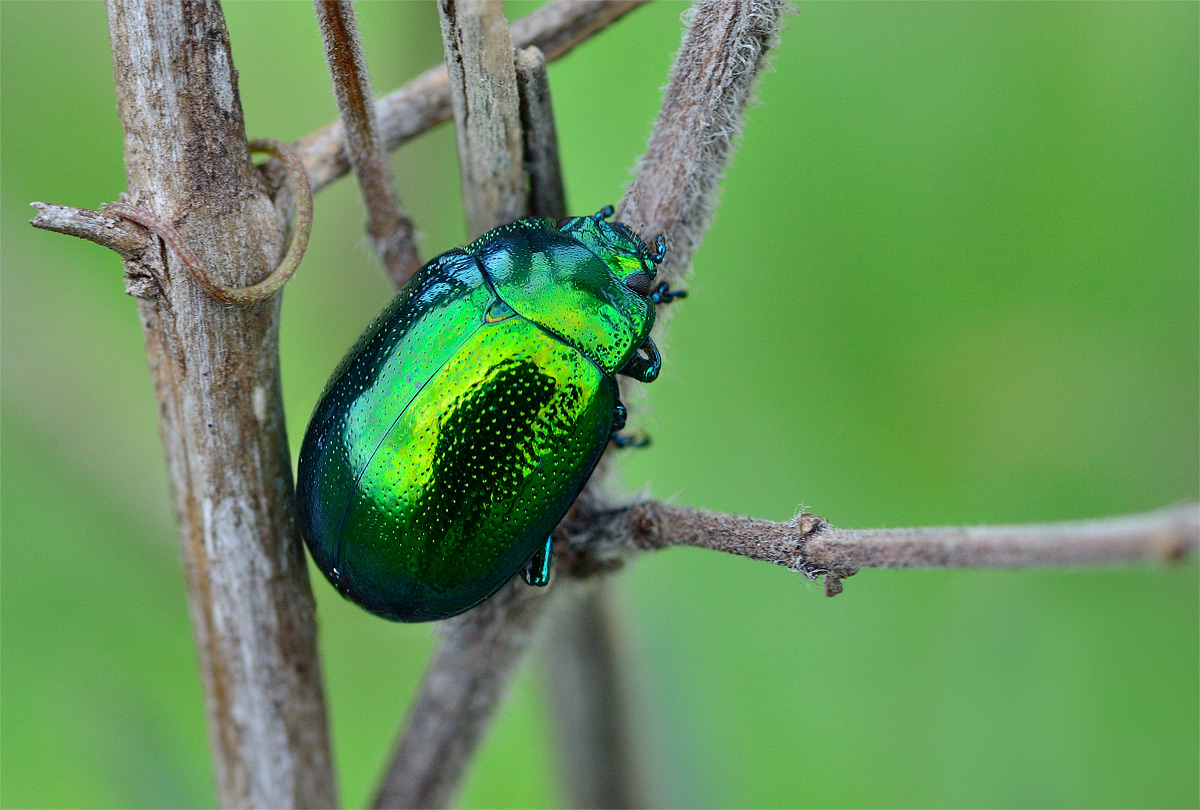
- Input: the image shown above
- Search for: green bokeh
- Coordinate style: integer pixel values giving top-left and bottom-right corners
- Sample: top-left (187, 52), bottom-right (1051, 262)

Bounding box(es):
top-left (2, 2), bottom-right (1196, 808)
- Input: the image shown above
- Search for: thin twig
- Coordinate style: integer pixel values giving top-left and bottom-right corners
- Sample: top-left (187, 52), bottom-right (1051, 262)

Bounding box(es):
top-left (515, 46), bottom-right (568, 220)
top-left (30, 202), bottom-right (150, 260)
top-left (437, 0), bottom-right (527, 238)
top-left (315, 0), bottom-right (422, 287)
top-left (372, 578), bottom-right (554, 810)
top-left (572, 501), bottom-right (1200, 596)
top-left (297, 0), bottom-right (649, 194)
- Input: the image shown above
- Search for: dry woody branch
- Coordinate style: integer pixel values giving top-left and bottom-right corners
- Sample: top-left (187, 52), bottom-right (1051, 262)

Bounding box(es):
top-left (31, 2), bottom-right (1198, 809)
top-left (71, 2), bottom-right (337, 806)
top-left (315, 0), bottom-right (422, 287)
top-left (437, 0), bottom-right (528, 238)
top-left (574, 501), bottom-right (1200, 596)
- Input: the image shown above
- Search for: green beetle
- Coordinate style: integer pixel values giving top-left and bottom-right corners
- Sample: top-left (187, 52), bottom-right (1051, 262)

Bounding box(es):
top-left (296, 207), bottom-right (683, 622)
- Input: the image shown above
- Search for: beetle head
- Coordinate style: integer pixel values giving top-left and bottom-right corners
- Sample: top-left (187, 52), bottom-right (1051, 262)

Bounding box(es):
top-left (557, 211), bottom-right (666, 298)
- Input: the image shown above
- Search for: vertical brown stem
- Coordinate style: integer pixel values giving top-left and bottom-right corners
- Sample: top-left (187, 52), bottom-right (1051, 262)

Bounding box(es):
top-left (105, 1), bottom-right (337, 806)
top-left (315, 0), bottom-right (422, 287)
top-left (543, 580), bottom-right (646, 809)
top-left (515, 46), bottom-right (568, 220)
top-left (437, 0), bottom-right (528, 238)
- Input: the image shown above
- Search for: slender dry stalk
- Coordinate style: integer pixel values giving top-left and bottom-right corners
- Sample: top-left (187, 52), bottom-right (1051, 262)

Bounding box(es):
top-left (315, 0), bottom-right (422, 287)
top-left (618, 0), bottom-right (789, 283)
top-left (568, 500), bottom-right (1200, 596)
top-left (297, 0), bottom-right (649, 194)
top-left (372, 578), bottom-right (554, 810)
top-left (542, 580), bottom-right (646, 809)
top-left (515, 46), bottom-right (568, 220)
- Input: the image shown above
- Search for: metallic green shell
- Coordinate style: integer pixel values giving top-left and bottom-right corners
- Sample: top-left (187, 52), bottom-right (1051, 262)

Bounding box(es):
top-left (297, 218), bottom-right (652, 622)
top-left (470, 219), bottom-right (655, 373)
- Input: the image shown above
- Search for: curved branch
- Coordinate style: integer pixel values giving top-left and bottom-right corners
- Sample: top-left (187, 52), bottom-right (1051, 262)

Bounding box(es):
top-left (297, 0), bottom-right (649, 194)
top-left (570, 501), bottom-right (1200, 596)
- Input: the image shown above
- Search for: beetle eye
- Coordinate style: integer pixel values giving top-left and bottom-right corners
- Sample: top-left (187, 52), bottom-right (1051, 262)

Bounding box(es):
top-left (625, 272), bottom-right (652, 296)
top-left (555, 218), bottom-right (572, 229)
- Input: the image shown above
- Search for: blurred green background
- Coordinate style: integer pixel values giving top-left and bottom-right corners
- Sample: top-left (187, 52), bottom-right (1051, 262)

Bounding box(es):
top-left (3, 2), bottom-right (1197, 807)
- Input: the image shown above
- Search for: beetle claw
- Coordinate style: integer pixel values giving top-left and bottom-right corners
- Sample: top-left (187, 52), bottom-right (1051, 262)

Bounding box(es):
top-left (594, 204), bottom-right (615, 221)
top-left (650, 282), bottom-right (686, 305)
top-left (650, 234), bottom-right (667, 264)
top-left (521, 536), bottom-right (553, 587)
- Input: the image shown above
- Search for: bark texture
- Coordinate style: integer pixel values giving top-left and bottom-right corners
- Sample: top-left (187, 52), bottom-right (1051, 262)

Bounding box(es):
top-left (373, 579), bottom-right (553, 810)
top-left (542, 581), bottom-right (645, 809)
top-left (437, 0), bottom-right (527, 238)
top-left (568, 500), bottom-right (1200, 596)
top-left (515, 46), bottom-right (568, 221)
top-left (104, 1), bottom-right (336, 806)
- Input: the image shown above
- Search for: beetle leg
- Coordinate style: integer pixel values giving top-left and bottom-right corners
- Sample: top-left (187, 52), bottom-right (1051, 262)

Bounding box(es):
top-left (521, 536), bottom-right (553, 587)
top-left (612, 402), bottom-right (628, 432)
top-left (610, 431), bottom-right (651, 449)
top-left (594, 204), bottom-right (615, 221)
top-left (650, 234), bottom-right (667, 264)
top-left (618, 337), bottom-right (661, 383)
top-left (650, 281), bottom-right (687, 305)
